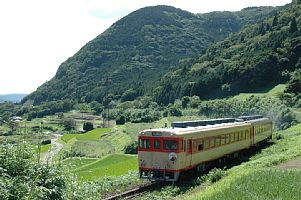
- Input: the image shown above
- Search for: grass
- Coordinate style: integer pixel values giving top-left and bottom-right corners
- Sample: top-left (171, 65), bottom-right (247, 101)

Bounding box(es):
top-left (61, 128), bottom-right (111, 143)
top-left (72, 154), bottom-right (138, 181)
top-left (183, 124), bottom-right (301, 200)
top-left (62, 157), bottom-right (98, 169)
top-left (39, 144), bottom-right (51, 153)
top-left (189, 168), bottom-right (301, 200)
top-left (71, 140), bottom-right (115, 157)
top-left (233, 84), bottom-right (286, 100)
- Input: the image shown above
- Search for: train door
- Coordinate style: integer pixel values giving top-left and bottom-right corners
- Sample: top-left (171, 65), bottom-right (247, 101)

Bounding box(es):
top-left (185, 139), bottom-right (193, 167)
top-left (250, 127), bottom-right (254, 146)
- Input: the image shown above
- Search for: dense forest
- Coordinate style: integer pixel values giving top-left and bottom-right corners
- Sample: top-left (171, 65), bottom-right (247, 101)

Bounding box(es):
top-left (154, 4), bottom-right (301, 104)
top-left (22, 5), bottom-right (280, 105)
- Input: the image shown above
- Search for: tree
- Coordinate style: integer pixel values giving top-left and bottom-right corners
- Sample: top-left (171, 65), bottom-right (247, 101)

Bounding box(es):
top-left (123, 141), bottom-right (138, 154)
top-left (181, 96), bottom-right (190, 108)
top-left (285, 70), bottom-right (301, 94)
top-left (272, 15), bottom-right (278, 27)
top-left (121, 89), bottom-right (138, 102)
top-left (289, 18), bottom-right (298, 33)
top-left (83, 122), bottom-right (94, 131)
top-left (116, 114), bottom-right (126, 125)
top-left (61, 118), bottom-right (76, 130)
top-left (90, 101), bottom-right (104, 115)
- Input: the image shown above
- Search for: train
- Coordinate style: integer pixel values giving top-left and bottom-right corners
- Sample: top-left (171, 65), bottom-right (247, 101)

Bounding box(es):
top-left (138, 115), bottom-right (272, 182)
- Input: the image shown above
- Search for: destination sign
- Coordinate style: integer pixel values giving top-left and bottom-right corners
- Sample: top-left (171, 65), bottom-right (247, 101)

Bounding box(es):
top-left (152, 132), bottom-right (162, 136)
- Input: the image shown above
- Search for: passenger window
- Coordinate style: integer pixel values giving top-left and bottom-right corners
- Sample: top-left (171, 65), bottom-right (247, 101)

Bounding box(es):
top-left (204, 138), bottom-right (210, 150)
top-left (187, 140), bottom-right (190, 153)
top-left (163, 140), bottom-right (178, 150)
top-left (235, 132), bottom-right (239, 141)
top-left (226, 134), bottom-right (230, 144)
top-left (140, 139), bottom-right (150, 149)
top-left (246, 130), bottom-right (249, 139)
top-left (193, 141), bottom-right (197, 152)
top-left (215, 136), bottom-right (221, 146)
top-left (221, 135), bottom-right (226, 145)
top-left (210, 136), bottom-right (215, 148)
top-left (154, 140), bottom-right (160, 149)
top-left (198, 140), bottom-right (203, 151)
top-left (230, 133), bottom-right (235, 143)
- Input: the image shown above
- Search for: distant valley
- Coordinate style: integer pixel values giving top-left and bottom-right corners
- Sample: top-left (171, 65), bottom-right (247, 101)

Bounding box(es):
top-left (0, 93), bottom-right (27, 103)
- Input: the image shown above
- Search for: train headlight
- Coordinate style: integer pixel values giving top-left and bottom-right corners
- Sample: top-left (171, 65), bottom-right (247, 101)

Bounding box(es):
top-left (168, 152), bottom-right (177, 162)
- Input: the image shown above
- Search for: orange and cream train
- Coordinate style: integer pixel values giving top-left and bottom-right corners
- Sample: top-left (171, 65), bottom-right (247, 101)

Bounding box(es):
top-left (138, 115), bottom-right (272, 182)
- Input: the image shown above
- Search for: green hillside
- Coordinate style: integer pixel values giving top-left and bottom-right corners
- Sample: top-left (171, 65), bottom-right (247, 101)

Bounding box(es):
top-left (154, 4), bottom-right (301, 104)
top-left (22, 6), bottom-right (279, 105)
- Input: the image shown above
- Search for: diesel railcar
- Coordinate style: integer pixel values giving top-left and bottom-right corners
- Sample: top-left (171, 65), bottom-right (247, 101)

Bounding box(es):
top-left (138, 115), bottom-right (272, 182)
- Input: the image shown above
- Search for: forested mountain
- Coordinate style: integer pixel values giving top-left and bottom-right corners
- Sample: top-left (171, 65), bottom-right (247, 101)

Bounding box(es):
top-left (154, 4), bottom-right (301, 104)
top-left (23, 5), bottom-right (280, 105)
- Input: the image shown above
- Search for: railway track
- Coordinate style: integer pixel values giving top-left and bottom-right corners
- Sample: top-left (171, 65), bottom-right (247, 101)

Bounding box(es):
top-left (103, 182), bottom-right (166, 200)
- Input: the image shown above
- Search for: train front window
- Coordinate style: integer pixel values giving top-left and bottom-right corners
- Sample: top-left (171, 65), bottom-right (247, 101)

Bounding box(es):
top-left (154, 140), bottom-right (161, 149)
top-left (139, 139), bottom-right (150, 149)
top-left (163, 140), bottom-right (178, 150)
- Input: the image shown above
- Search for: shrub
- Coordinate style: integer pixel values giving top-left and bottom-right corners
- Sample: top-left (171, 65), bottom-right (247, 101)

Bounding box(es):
top-left (198, 168), bottom-right (227, 184)
top-left (116, 115), bottom-right (126, 125)
top-left (123, 141), bottom-right (138, 154)
top-left (0, 143), bottom-right (65, 199)
top-left (83, 122), bottom-right (94, 131)
top-left (41, 139), bottom-right (51, 145)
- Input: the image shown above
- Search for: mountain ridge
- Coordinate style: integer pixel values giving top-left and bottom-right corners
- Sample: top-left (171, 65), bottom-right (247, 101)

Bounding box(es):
top-left (23, 5), bottom-right (281, 105)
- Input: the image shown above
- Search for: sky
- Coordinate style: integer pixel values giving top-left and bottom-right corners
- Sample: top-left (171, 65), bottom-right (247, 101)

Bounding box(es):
top-left (0, 0), bottom-right (291, 94)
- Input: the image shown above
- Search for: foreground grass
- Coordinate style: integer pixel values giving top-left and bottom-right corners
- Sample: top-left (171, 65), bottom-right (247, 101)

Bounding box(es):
top-left (71, 154), bottom-right (138, 181)
top-left (189, 168), bottom-right (301, 200)
top-left (183, 124), bottom-right (301, 200)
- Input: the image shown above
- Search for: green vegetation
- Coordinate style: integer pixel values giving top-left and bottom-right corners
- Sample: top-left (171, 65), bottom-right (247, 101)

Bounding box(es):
top-left (62, 157), bottom-right (98, 169)
top-left (233, 84), bottom-right (286, 100)
top-left (72, 154), bottom-right (138, 181)
top-left (154, 4), bottom-right (300, 104)
top-left (0, 143), bottom-right (65, 200)
top-left (0, 142), bottom-right (143, 200)
top-left (186, 169), bottom-right (301, 200)
top-left (61, 128), bottom-right (111, 143)
top-left (39, 144), bottom-right (51, 153)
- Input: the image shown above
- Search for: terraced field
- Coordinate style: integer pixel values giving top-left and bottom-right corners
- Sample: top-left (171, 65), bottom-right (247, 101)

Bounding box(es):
top-left (63, 154), bottom-right (138, 181)
top-left (61, 128), bottom-right (111, 142)
top-left (233, 84), bottom-right (286, 100)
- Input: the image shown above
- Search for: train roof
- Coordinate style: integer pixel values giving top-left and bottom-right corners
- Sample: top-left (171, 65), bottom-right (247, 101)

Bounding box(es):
top-left (139, 116), bottom-right (271, 136)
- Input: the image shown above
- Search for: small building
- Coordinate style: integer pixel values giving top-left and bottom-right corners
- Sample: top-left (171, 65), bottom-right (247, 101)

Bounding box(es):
top-left (12, 116), bottom-right (22, 121)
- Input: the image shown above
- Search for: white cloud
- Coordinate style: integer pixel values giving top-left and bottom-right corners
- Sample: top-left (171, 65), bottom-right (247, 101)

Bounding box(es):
top-left (0, 0), bottom-right (291, 94)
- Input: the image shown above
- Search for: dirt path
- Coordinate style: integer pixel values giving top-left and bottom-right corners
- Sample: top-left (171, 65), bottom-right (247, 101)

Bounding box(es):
top-left (275, 156), bottom-right (301, 169)
top-left (42, 134), bottom-right (64, 163)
